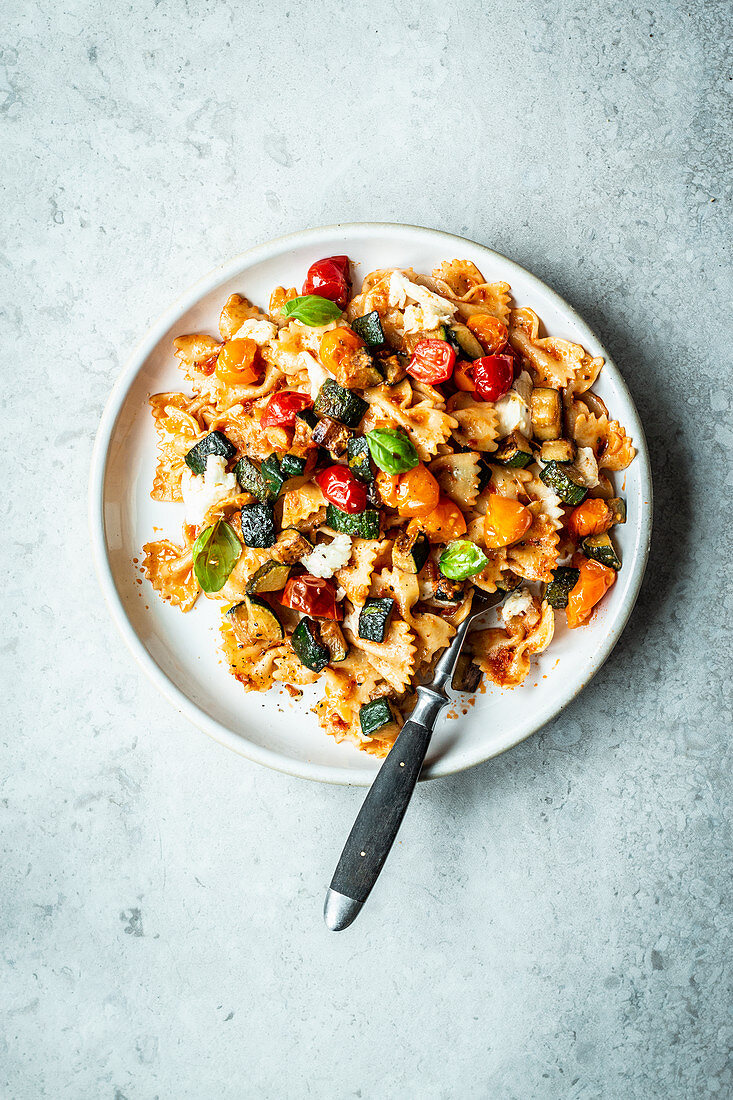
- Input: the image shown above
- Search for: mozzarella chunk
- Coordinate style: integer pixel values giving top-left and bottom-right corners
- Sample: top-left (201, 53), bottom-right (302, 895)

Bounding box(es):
top-left (181, 454), bottom-right (239, 527)
top-left (388, 271), bottom-right (456, 332)
top-left (301, 534), bottom-right (353, 579)
top-left (232, 318), bottom-right (278, 345)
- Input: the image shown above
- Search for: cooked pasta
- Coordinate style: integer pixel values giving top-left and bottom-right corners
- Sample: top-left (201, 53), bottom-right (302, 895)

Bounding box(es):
top-left (142, 255), bottom-right (636, 756)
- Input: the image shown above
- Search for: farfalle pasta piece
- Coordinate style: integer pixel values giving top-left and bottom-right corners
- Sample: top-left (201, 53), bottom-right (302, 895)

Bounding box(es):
top-left (335, 538), bottom-right (383, 604)
top-left (372, 568), bottom-right (455, 672)
top-left (281, 483), bottom-right (326, 528)
top-left (272, 648), bottom-right (320, 687)
top-left (316, 650), bottom-right (396, 753)
top-left (363, 380), bottom-right (458, 460)
top-left (472, 601), bottom-right (554, 687)
top-left (566, 395), bottom-right (636, 471)
top-left (426, 261), bottom-right (512, 324)
top-left (447, 393), bottom-right (499, 452)
top-left (149, 392), bottom-right (206, 502)
top-left (506, 515), bottom-right (559, 583)
top-left (429, 452), bottom-right (481, 509)
top-left (142, 539), bottom-right (199, 611)
top-left (220, 620), bottom-right (289, 690)
top-left (509, 307), bottom-right (603, 390)
top-left (344, 618), bottom-right (417, 694)
top-left (218, 293), bottom-right (268, 340)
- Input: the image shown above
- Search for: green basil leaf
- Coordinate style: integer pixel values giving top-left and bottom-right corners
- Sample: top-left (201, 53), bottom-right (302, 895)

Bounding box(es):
top-left (366, 428), bottom-right (419, 475)
top-left (281, 295), bottom-right (343, 325)
top-left (439, 540), bottom-right (488, 581)
top-left (192, 519), bottom-right (241, 593)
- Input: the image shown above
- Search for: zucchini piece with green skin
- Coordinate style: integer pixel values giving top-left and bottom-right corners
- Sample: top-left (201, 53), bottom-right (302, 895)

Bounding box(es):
top-left (245, 560), bottom-right (291, 595)
top-left (311, 415), bottom-right (352, 456)
top-left (280, 453), bottom-right (308, 479)
top-left (240, 502), bottom-right (276, 547)
top-left (314, 379), bottom-right (368, 428)
top-left (351, 311), bottom-right (385, 347)
top-left (227, 597), bottom-right (283, 645)
top-left (392, 529), bottom-right (430, 574)
top-left (380, 353), bottom-right (409, 384)
top-left (540, 438), bottom-right (576, 463)
top-left (531, 388), bottom-right (562, 442)
top-left (325, 504), bottom-right (380, 538)
top-left (581, 533), bottom-right (621, 570)
top-left (359, 697), bottom-right (395, 737)
top-left (540, 461), bottom-right (589, 505)
top-left (347, 436), bottom-right (375, 483)
top-left (358, 597), bottom-right (395, 643)
top-left (260, 455), bottom-right (284, 497)
top-left (291, 617), bottom-right (330, 673)
top-left (234, 457), bottom-right (274, 502)
top-left (446, 324), bottom-right (484, 360)
top-left (544, 567), bottom-right (580, 609)
top-left (451, 652), bottom-right (482, 693)
top-left (319, 620), bottom-right (349, 663)
top-left (493, 431), bottom-right (534, 468)
top-left (185, 431), bottom-right (236, 476)
top-left (607, 497), bottom-right (627, 525)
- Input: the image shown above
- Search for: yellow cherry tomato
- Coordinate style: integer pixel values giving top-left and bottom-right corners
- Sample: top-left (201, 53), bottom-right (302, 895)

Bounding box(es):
top-left (376, 464), bottom-right (441, 518)
top-left (408, 495), bottom-right (468, 542)
top-left (482, 494), bottom-right (533, 549)
top-left (319, 326), bottom-right (364, 375)
top-left (216, 338), bottom-right (259, 385)
top-left (566, 554), bottom-right (616, 628)
top-left (467, 314), bottom-right (509, 355)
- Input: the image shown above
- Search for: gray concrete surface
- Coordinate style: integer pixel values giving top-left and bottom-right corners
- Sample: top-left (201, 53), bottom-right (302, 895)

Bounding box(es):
top-left (2, 0), bottom-right (731, 1097)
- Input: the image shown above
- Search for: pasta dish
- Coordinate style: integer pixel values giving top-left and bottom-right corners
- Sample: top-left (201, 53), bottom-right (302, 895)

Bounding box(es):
top-left (142, 255), bottom-right (635, 756)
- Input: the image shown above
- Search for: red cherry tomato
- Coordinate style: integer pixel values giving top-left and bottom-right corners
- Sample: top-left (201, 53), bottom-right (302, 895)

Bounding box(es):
top-left (302, 255), bottom-right (351, 309)
top-left (316, 465), bottom-right (367, 514)
top-left (280, 575), bottom-right (343, 620)
top-left (472, 355), bottom-right (514, 401)
top-left (408, 340), bottom-right (457, 384)
top-left (261, 391), bottom-right (312, 428)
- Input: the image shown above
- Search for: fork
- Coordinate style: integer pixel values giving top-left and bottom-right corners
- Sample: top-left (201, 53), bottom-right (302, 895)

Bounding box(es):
top-left (323, 589), bottom-right (503, 930)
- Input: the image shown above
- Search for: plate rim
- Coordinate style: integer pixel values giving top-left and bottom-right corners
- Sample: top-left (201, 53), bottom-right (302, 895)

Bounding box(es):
top-left (89, 222), bottom-right (653, 785)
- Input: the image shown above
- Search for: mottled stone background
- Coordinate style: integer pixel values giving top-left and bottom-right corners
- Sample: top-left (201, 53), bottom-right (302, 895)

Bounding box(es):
top-left (2, 0), bottom-right (731, 1097)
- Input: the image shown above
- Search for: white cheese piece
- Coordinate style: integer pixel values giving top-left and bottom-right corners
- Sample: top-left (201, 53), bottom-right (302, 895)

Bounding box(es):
top-left (574, 446), bottom-right (600, 488)
top-left (303, 352), bottom-right (330, 399)
top-left (181, 454), bottom-right (239, 527)
top-left (232, 318), bottom-right (278, 345)
top-left (492, 371), bottom-right (534, 439)
top-left (493, 391), bottom-right (532, 438)
top-left (388, 271), bottom-right (456, 332)
top-left (502, 587), bottom-right (539, 626)
top-left (301, 534), bottom-right (353, 579)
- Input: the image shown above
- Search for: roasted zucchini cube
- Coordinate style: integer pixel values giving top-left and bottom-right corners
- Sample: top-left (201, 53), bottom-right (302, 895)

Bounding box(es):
top-left (530, 388), bottom-right (562, 441)
top-left (185, 431), bottom-right (236, 476)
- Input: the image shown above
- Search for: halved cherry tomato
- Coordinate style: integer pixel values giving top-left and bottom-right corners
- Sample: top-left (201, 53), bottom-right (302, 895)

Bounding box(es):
top-left (472, 355), bottom-right (514, 402)
top-left (302, 255), bottom-right (351, 309)
top-left (483, 494), bottom-right (533, 549)
top-left (567, 498), bottom-right (614, 540)
top-left (408, 339), bottom-right (456, 384)
top-left (319, 326), bottom-right (364, 374)
top-left (375, 463), bottom-right (441, 518)
top-left (281, 575), bottom-right (343, 620)
top-left (261, 391), bottom-right (312, 428)
top-left (566, 554), bottom-right (616, 628)
top-left (467, 315), bottom-right (508, 355)
top-left (453, 360), bottom-right (476, 392)
top-left (408, 495), bottom-right (467, 542)
top-left (216, 338), bottom-right (260, 386)
top-left (316, 465), bottom-right (367, 514)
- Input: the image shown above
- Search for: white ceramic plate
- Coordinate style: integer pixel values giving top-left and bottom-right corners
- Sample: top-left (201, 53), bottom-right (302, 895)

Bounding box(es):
top-left (89, 223), bottom-right (652, 785)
